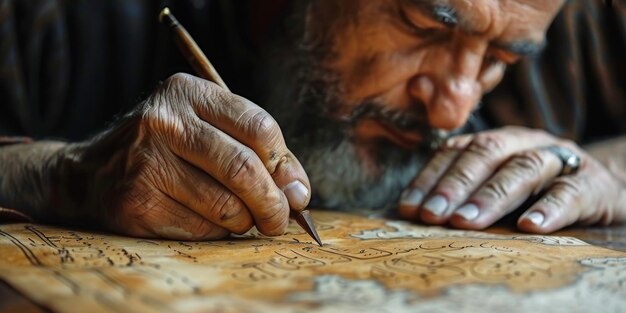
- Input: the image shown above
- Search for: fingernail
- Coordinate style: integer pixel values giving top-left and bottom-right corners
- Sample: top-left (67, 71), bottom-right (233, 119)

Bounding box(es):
top-left (423, 195), bottom-right (448, 216)
top-left (455, 203), bottom-right (480, 221)
top-left (283, 180), bottom-right (309, 208)
top-left (400, 188), bottom-right (424, 206)
top-left (525, 211), bottom-right (545, 226)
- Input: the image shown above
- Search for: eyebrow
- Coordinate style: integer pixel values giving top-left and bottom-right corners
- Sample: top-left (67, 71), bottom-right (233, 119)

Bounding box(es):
top-left (405, 0), bottom-right (547, 57)
top-left (432, 4), bottom-right (458, 26)
top-left (406, 1), bottom-right (459, 26)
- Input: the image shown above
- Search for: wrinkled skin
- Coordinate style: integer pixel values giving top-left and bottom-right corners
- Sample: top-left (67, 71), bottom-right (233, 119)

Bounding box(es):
top-left (399, 127), bottom-right (626, 233)
top-left (3, 0), bottom-right (624, 240)
top-left (304, 0), bottom-right (563, 153)
top-left (61, 74), bottom-right (312, 240)
top-left (290, 0), bottom-right (626, 232)
top-left (59, 0), bottom-right (626, 236)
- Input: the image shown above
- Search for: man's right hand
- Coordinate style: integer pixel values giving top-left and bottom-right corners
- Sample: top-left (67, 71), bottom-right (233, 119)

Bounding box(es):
top-left (57, 73), bottom-right (311, 240)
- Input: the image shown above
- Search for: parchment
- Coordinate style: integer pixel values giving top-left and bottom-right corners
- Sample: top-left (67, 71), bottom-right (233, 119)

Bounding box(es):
top-left (1, 211), bottom-right (625, 313)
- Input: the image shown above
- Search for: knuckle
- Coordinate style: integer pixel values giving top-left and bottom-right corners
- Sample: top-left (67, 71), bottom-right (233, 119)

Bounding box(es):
top-left (207, 191), bottom-right (244, 222)
top-left (141, 75), bottom-right (198, 137)
top-left (541, 193), bottom-right (568, 211)
top-left (147, 108), bottom-right (187, 141)
top-left (161, 73), bottom-right (193, 101)
top-left (481, 180), bottom-right (510, 202)
top-left (507, 150), bottom-right (545, 178)
top-left (166, 72), bottom-right (191, 85)
top-left (259, 197), bottom-right (285, 221)
top-left (476, 151), bottom-right (549, 203)
top-left (417, 157), bottom-right (445, 180)
top-left (443, 167), bottom-right (476, 189)
top-left (429, 150), bottom-right (458, 168)
top-left (223, 148), bottom-right (262, 192)
top-left (467, 133), bottom-right (507, 159)
top-left (264, 189), bottom-right (285, 210)
top-left (552, 176), bottom-right (584, 196)
top-left (256, 198), bottom-right (288, 235)
top-left (240, 109), bottom-right (283, 149)
top-left (253, 187), bottom-right (285, 219)
top-left (210, 191), bottom-right (237, 220)
top-left (251, 110), bottom-right (280, 140)
top-left (414, 151), bottom-right (458, 189)
top-left (202, 82), bottom-right (230, 108)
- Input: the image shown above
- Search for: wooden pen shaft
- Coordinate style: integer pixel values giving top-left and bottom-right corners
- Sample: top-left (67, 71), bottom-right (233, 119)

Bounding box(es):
top-left (159, 7), bottom-right (322, 247)
top-left (160, 9), bottom-right (230, 91)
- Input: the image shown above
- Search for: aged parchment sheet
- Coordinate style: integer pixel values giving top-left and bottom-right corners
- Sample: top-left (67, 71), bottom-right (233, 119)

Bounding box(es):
top-left (0, 211), bottom-right (625, 313)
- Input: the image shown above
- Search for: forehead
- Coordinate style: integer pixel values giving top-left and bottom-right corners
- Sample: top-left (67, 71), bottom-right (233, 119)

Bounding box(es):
top-left (407, 0), bottom-right (564, 41)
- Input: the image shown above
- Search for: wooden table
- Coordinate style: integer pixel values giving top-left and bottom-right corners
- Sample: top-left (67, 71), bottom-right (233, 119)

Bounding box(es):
top-left (1, 222), bottom-right (625, 312)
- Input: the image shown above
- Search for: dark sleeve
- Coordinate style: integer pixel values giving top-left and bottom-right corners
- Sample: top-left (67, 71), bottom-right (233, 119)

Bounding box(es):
top-left (0, 0), bottom-right (77, 138)
top-left (0, 0), bottom-right (262, 141)
top-left (0, 137), bottom-right (35, 223)
top-left (0, 0), bottom-right (162, 141)
top-left (481, 0), bottom-right (626, 143)
top-left (0, 0), bottom-right (257, 223)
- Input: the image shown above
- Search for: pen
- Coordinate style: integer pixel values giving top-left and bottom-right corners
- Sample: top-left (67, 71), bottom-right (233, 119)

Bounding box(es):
top-left (158, 7), bottom-right (323, 247)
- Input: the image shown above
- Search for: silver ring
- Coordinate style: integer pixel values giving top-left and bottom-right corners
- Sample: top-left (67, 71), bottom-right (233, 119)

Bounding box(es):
top-left (544, 145), bottom-right (581, 176)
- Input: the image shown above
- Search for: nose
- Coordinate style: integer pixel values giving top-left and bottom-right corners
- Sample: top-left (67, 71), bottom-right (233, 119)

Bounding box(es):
top-left (409, 42), bottom-right (485, 130)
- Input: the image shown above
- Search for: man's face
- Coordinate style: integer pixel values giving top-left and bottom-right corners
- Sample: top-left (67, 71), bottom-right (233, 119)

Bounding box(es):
top-left (269, 0), bottom-right (565, 211)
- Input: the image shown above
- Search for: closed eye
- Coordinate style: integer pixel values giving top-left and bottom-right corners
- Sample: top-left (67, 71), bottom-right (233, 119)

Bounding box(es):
top-left (398, 7), bottom-right (446, 36)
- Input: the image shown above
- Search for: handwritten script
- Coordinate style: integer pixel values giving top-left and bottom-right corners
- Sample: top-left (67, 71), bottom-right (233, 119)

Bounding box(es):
top-left (1, 211), bottom-right (625, 312)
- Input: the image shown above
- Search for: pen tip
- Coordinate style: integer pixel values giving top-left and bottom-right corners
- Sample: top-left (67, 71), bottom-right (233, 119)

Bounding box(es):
top-left (314, 235), bottom-right (323, 247)
top-left (293, 210), bottom-right (324, 247)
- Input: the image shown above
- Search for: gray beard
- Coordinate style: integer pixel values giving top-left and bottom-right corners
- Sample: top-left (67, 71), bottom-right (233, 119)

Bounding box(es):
top-left (260, 3), bottom-right (435, 212)
top-left (263, 57), bottom-right (432, 213)
top-left (296, 137), bottom-right (426, 212)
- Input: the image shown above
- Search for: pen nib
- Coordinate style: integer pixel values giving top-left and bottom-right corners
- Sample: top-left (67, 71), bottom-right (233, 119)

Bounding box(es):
top-left (293, 210), bottom-right (323, 247)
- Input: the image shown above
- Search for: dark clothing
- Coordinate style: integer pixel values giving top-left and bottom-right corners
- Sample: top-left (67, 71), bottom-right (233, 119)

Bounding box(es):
top-left (0, 0), bottom-right (624, 222)
top-left (0, 0), bottom-right (270, 141)
top-left (482, 0), bottom-right (626, 143)
top-left (1, 0), bottom-right (624, 143)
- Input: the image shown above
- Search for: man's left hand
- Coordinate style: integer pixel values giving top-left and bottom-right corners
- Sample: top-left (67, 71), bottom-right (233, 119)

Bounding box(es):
top-left (399, 126), bottom-right (626, 233)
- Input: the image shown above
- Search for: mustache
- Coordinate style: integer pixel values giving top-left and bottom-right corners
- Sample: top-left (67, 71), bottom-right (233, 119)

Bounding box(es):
top-left (353, 102), bottom-right (451, 150)
top-left (348, 101), bottom-right (428, 132)
top-left (306, 101), bottom-right (450, 151)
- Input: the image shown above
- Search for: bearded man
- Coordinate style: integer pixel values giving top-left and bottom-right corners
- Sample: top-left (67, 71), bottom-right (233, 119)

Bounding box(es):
top-left (0, 0), bottom-right (624, 240)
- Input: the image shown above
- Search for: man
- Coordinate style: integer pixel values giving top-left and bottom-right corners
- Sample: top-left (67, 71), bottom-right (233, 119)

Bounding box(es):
top-left (0, 0), bottom-right (624, 240)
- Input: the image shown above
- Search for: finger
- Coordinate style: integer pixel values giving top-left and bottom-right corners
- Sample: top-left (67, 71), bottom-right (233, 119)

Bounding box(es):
top-left (398, 141), bottom-right (465, 219)
top-left (419, 128), bottom-right (553, 224)
top-left (116, 188), bottom-right (229, 240)
top-left (166, 155), bottom-right (254, 235)
top-left (450, 149), bottom-right (562, 229)
top-left (419, 132), bottom-right (511, 223)
top-left (516, 175), bottom-right (590, 233)
top-left (161, 114), bottom-right (290, 236)
top-left (182, 74), bottom-right (311, 210)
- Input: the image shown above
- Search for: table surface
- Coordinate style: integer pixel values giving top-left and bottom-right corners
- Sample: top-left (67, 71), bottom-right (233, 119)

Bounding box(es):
top-left (1, 222), bottom-right (625, 312)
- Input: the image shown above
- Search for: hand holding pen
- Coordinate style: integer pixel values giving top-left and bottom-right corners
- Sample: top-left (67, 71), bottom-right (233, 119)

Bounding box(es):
top-left (45, 8), bottom-right (318, 243)
top-left (158, 8), bottom-right (322, 245)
